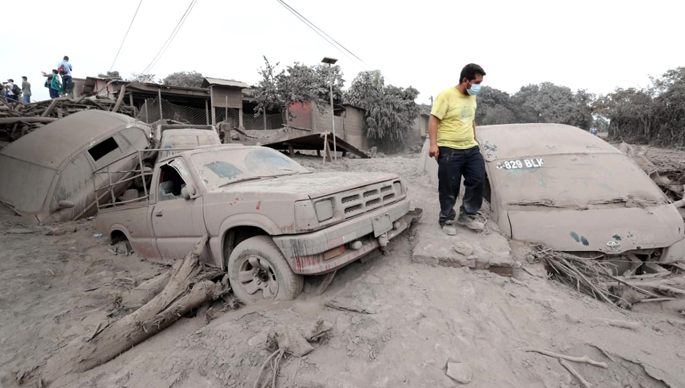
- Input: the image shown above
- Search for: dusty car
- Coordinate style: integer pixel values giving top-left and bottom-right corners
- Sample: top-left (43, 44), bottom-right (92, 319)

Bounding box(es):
top-left (475, 123), bottom-right (685, 266)
top-left (153, 124), bottom-right (221, 160)
top-left (95, 145), bottom-right (422, 303)
top-left (0, 110), bottom-right (151, 223)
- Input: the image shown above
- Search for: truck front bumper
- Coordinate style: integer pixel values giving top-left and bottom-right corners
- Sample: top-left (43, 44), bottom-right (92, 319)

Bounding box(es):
top-left (273, 199), bottom-right (423, 275)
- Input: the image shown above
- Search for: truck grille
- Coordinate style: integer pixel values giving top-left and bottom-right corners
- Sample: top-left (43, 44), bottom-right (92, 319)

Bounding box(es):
top-left (314, 180), bottom-right (404, 221)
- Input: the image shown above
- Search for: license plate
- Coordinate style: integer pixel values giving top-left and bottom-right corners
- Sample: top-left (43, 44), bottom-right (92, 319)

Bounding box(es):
top-left (372, 214), bottom-right (392, 237)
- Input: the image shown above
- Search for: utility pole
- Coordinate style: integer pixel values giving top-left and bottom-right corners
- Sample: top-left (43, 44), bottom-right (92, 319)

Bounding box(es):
top-left (321, 57), bottom-right (338, 161)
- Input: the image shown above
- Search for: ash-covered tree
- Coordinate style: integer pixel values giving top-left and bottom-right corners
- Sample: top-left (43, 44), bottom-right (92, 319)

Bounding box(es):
top-left (509, 82), bottom-right (594, 128)
top-left (253, 56), bottom-right (344, 119)
top-left (163, 71), bottom-right (204, 88)
top-left (475, 86), bottom-right (516, 125)
top-left (129, 73), bottom-right (159, 84)
top-left (346, 70), bottom-right (420, 152)
top-left (97, 70), bottom-right (122, 79)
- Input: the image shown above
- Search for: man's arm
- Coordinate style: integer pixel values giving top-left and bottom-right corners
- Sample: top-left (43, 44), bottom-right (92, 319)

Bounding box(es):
top-left (428, 115), bottom-right (441, 159)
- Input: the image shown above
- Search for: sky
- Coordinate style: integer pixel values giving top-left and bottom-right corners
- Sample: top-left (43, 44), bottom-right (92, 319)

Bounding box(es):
top-left (2, 0), bottom-right (684, 104)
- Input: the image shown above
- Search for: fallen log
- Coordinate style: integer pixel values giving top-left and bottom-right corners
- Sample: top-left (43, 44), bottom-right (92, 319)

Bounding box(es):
top-left (40, 236), bottom-right (228, 385)
top-left (120, 271), bottom-right (172, 309)
top-left (0, 117), bottom-right (58, 125)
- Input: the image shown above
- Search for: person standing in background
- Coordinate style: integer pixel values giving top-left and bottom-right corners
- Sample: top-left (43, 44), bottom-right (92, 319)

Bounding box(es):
top-left (57, 56), bottom-right (73, 96)
top-left (21, 76), bottom-right (31, 104)
top-left (42, 70), bottom-right (62, 99)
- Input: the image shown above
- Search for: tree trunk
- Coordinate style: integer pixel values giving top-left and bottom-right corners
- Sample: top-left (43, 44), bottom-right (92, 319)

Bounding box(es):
top-left (40, 236), bottom-right (227, 385)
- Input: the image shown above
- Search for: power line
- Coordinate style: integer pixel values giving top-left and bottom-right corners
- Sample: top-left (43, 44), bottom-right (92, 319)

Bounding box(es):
top-left (147, 0), bottom-right (198, 73)
top-left (275, 0), bottom-right (368, 71)
top-left (139, 0), bottom-right (197, 75)
top-left (109, 0), bottom-right (144, 72)
top-left (277, 0), bottom-right (371, 69)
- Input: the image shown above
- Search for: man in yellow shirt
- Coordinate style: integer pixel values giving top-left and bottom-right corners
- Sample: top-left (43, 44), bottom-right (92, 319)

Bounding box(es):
top-left (429, 63), bottom-right (486, 235)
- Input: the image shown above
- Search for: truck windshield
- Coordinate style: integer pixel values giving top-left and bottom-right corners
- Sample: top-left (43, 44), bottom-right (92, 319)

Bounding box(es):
top-left (191, 148), bottom-right (310, 189)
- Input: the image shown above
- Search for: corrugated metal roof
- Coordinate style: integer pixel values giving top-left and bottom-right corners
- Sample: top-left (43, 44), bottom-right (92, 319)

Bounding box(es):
top-left (202, 77), bottom-right (249, 88)
top-left (477, 123), bottom-right (619, 161)
top-left (0, 110), bottom-right (139, 169)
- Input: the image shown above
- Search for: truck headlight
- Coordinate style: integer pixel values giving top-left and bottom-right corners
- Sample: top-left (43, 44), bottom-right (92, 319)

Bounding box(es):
top-left (314, 199), bottom-right (334, 222)
top-left (295, 200), bottom-right (319, 231)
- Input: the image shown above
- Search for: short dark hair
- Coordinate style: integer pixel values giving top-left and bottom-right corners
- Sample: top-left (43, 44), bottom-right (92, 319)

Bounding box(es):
top-left (52, 69), bottom-right (58, 74)
top-left (460, 63), bottom-right (486, 83)
top-left (22, 76), bottom-right (27, 80)
top-left (63, 56), bottom-right (69, 61)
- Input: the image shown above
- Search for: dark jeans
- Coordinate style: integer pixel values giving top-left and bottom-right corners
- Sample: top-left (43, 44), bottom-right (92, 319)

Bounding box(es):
top-left (437, 145), bottom-right (485, 225)
top-left (49, 87), bottom-right (60, 99)
top-left (62, 75), bottom-right (72, 94)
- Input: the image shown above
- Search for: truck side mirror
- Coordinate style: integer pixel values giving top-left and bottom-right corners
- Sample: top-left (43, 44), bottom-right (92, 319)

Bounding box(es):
top-left (58, 200), bottom-right (75, 209)
top-left (181, 183), bottom-right (196, 200)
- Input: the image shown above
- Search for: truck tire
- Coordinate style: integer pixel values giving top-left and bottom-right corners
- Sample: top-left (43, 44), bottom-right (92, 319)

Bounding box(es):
top-left (227, 235), bottom-right (303, 304)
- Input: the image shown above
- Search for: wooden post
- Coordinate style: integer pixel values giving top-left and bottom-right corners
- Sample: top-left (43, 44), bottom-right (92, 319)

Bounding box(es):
top-left (225, 95), bottom-right (228, 124)
top-left (238, 107), bottom-right (244, 129)
top-left (157, 89), bottom-right (163, 121)
top-left (263, 112), bottom-right (267, 130)
top-left (288, 144), bottom-right (294, 157)
top-left (322, 133), bottom-right (327, 165)
top-left (210, 85), bottom-right (216, 126)
top-left (112, 85), bottom-right (126, 113)
top-left (128, 93), bottom-right (134, 108)
top-left (205, 100), bottom-right (209, 125)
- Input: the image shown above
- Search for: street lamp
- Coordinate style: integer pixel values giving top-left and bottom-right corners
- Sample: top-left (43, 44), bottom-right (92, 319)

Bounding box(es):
top-left (321, 57), bottom-right (338, 161)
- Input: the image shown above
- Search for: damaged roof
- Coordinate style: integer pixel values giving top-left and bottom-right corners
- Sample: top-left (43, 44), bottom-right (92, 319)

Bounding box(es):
top-left (0, 110), bottom-right (137, 169)
top-left (477, 123), bottom-right (619, 161)
top-left (202, 77), bottom-right (249, 88)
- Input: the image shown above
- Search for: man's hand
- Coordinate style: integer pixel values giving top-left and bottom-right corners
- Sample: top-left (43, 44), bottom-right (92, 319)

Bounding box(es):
top-left (429, 144), bottom-right (439, 159)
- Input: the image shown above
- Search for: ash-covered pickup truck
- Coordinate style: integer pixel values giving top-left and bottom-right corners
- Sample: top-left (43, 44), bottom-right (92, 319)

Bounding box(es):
top-left (96, 145), bottom-right (421, 303)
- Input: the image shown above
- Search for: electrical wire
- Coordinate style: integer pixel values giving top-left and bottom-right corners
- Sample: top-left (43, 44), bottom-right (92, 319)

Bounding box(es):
top-left (109, 0), bottom-right (144, 72)
top-left (146, 0), bottom-right (198, 73)
top-left (139, 0), bottom-right (197, 75)
top-left (276, 0), bottom-right (368, 71)
top-left (277, 0), bottom-right (371, 69)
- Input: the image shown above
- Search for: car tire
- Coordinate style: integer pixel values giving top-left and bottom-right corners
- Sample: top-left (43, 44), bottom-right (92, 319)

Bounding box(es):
top-left (227, 235), bottom-right (303, 304)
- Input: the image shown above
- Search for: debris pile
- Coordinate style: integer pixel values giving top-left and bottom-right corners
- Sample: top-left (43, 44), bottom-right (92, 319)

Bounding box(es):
top-left (534, 245), bottom-right (685, 312)
top-left (617, 142), bottom-right (685, 203)
top-left (0, 96), bottom-right (135, 141)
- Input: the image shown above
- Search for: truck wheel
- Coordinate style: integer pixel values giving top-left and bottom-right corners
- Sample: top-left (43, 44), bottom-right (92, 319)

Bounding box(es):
top-left (227, 235), bottom-right (303, 304)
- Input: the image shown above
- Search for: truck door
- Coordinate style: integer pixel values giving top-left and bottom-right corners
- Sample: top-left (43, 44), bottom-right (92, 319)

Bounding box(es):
top-left (151, 158), bottom-right (206, 261)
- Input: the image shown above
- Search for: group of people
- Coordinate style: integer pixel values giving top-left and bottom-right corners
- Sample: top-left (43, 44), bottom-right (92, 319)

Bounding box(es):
top-left (2, 77), bottom-right (31, 103)
top-left (42, 56), bottom-right (74, 99)
top-left (2, 55), bottom-right (73, 103)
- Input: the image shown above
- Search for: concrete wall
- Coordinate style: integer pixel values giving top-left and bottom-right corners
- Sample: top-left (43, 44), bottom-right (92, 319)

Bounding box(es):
top-left (286, 101), bottom-right (312, 129)
top-left (311, 102), bottom-right (344, 136)
top-left (342, 105), bottom-right (370, 151)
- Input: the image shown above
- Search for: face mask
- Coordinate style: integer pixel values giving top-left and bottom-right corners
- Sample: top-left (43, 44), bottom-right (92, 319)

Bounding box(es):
top-left (467, 81), bottom-right (481, 96)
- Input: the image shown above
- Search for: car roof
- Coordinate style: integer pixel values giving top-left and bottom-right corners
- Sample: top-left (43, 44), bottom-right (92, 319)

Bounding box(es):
top-left (0, 110), bottom-right (141, 169)
top-left (476, 123), bottom-right (620, 161)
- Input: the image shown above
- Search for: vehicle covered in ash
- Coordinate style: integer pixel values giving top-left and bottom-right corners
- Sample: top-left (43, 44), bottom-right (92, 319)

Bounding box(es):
top-left (95, 144), bottom-right (422, 303)
top-left (0, 110), bottom-right (152, 223)
top-left (475, 123), bottom-right (685, 268)
top-left (152, 123), bottom-right (221, 161)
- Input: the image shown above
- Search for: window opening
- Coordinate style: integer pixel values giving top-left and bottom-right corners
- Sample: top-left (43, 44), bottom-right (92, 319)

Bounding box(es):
top-left (88, 137), bottom-right (119, 161)
top-left (158, 164), bottom-right (186, 201)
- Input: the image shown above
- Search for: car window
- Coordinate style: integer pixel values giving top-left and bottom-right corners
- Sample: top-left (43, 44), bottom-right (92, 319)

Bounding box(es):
top-left (52, 152), bottom-right (93, 206)
top-left (87, 135), bottom-right (127, 168)
top-left (158, 159), bottom-right (189, 202)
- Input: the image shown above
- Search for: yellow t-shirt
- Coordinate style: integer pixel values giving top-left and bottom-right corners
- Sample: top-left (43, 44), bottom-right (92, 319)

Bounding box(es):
top-left (431, 87), bottom-right (478, 149)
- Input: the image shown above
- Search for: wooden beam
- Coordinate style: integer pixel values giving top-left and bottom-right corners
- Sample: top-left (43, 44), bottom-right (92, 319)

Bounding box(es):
top-left (111, 85), bottom-right (126, 113)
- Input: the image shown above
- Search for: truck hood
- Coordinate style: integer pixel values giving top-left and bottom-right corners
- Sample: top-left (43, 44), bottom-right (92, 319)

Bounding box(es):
top-left (214, 172), bottom-right (398, 199)
top-left (508, 205), bottom-right (685, 253)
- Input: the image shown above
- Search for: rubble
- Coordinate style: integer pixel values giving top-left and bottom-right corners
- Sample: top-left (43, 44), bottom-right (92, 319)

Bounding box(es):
top-left (446, 362), bottom-right (473, 384)
top-left (0, 96), bottom-right (135, 142)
